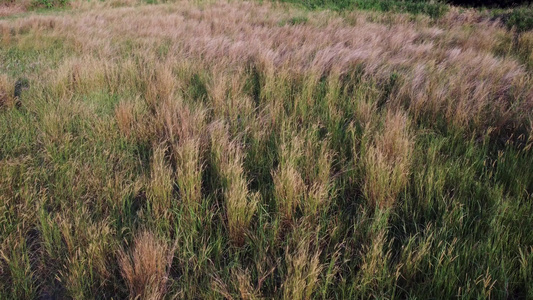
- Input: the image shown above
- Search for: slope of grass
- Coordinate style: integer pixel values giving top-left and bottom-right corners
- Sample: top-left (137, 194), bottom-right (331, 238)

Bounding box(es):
top-left (0, 0), bottom-right (532, 299)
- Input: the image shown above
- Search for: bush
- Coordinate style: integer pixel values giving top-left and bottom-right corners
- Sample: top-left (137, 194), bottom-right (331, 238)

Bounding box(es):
top-left (446, 0), bottom-right (531, 8)
top-left (32, 0), bottom-right (69, 9)
top-left (281, 0), bottom-right (448, 18)
top-left (493, 6), bottom-right (533, 33)
top-left (507, 7), bottom-right (533, 32)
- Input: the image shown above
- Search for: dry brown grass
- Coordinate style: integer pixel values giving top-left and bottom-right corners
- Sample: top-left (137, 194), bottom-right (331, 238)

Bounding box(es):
top-left (0, 74), bottom-right (12, 107)
top-left (0, 5), bottom-right (24, 18)
top-left (273, 136), bottom-right (305, 222)
top-left (234, 268), bottom-right (260, 300)
top-left (148, 145), bottom-right (174, 218)
top-left (0, 0), bottom-right (527, 134)
top-left (363, 110), bottom-right (413, 209)
top-left (282, 227), bottom-right (323, 300)
top-left (273, 128), bottom-right (334, 222)
top-left (118, 231), bottom-right (173, 300)
top-left (0, 1), bottom-right (29, 18)
top-left (210, 121), bottom-right (259, 246)
top-left (1, 0), bottom-right (528, 135)
top-left (115, 100), bottom-right (137, 137)
top-left (153, 94), bottom-right (207, 211)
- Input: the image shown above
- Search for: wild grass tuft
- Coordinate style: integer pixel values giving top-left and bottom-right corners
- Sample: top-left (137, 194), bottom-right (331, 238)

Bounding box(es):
top-left (210, 121), bottom-right (259, 246)
top-left (118, 231), bottom-right (173, 300)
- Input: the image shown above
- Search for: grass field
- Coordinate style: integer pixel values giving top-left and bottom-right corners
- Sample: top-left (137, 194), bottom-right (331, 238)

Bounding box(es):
top-left (1, 0), bottom-right (533, 299)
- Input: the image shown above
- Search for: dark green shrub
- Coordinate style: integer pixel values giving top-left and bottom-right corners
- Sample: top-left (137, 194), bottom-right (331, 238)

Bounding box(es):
top-left (507, 7), bottom-right (533, 32)
top-left (493, 6), bottom-right (533, 32)
top-left (279, 0), bottom-right (448, 18)
top-left (32, 0), bottom-right (69, 9)
top-left (278, 16), bottom-right (309, 26)
top-left (352, 0), bottom-right (448, 18)
top-left (447, 0), bottom-right (531, 8)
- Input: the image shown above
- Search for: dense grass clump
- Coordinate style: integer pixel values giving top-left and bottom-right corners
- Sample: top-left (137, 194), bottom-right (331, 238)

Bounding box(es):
top-left (0, 0), bottom-right (533, 299)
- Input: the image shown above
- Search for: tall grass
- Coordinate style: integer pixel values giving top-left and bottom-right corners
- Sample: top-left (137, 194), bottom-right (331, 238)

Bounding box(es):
top-left (0, 0), bottom-right (532, 299)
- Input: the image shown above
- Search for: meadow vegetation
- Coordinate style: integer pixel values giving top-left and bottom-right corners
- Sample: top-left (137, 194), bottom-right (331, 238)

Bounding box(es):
top-left (0, 0), bottom-right (533, 299)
